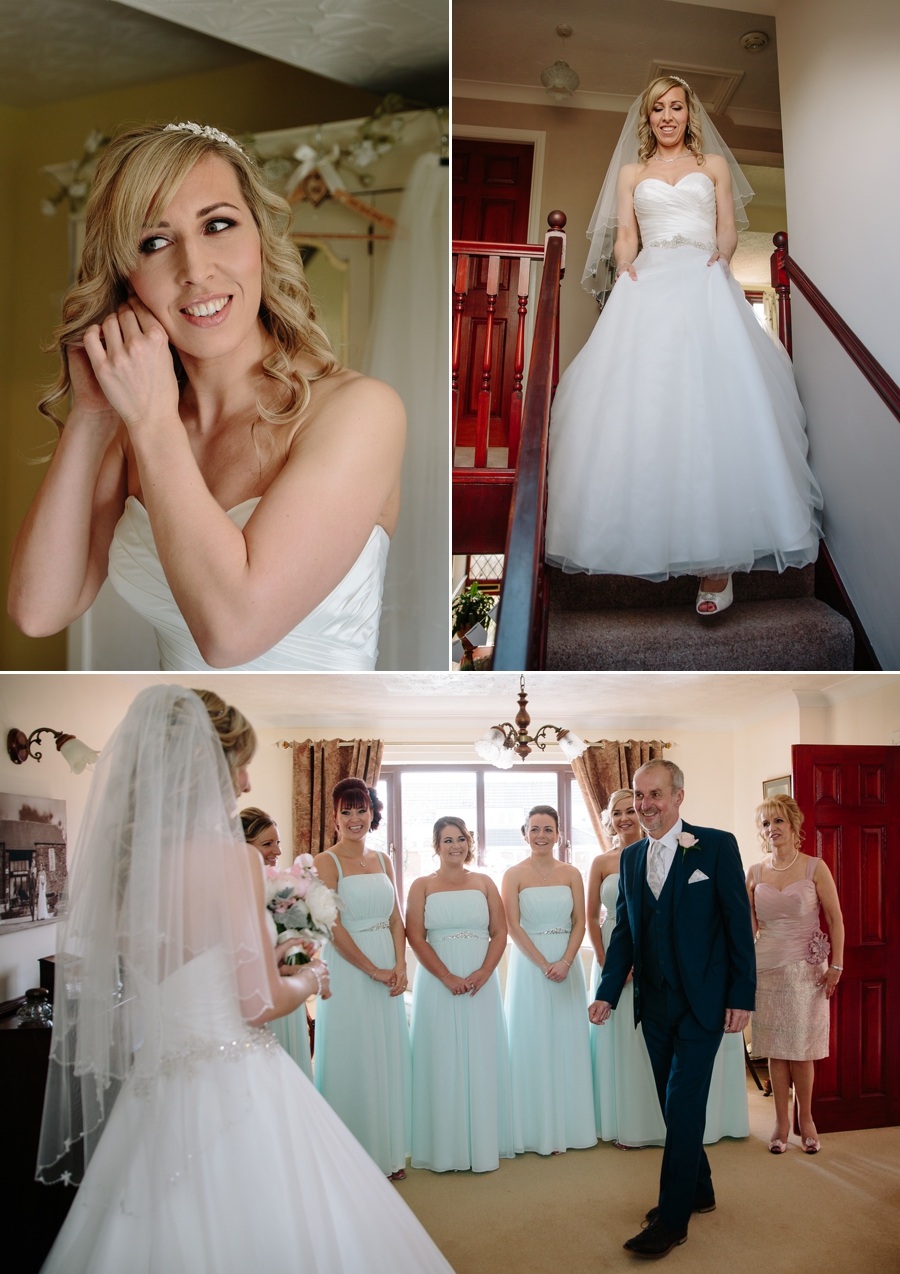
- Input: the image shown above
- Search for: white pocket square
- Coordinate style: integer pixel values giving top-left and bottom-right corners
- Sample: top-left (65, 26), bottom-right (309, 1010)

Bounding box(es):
top-left (688, 869), bottom-right (709, 883)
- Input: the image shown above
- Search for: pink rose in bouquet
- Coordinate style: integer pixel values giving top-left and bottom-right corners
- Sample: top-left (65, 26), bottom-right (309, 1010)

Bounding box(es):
top-left (265, 855), bottom-right (342, 965)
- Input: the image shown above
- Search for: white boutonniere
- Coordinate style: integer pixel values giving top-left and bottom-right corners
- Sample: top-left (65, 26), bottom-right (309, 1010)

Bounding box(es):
top-left (677, 832), bottom-right (699, 861)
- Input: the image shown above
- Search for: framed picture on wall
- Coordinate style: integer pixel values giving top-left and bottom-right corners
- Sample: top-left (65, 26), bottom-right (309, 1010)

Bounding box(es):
top-left (0, 792), bottom-right (67, 933)
top-left (762, 776), bottom-right (792, 800)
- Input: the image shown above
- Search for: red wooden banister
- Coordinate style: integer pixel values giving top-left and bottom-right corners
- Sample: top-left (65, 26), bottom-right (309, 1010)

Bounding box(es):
top-left (492, 211), bottom-right (567, 671)
top-left (772, 231), bottom-right (900, 423)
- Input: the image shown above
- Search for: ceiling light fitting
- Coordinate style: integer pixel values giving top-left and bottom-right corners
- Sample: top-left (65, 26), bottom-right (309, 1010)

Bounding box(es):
top-left (474, 676), bottom-right (589, 769)
top-left (7, 727), bottom-right (99, 774)
top-left (541, 59), bottom-right (580, 101)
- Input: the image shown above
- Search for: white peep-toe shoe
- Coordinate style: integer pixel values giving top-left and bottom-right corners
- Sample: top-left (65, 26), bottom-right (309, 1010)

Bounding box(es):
top-left (696, 574), bottom-right (733, 616)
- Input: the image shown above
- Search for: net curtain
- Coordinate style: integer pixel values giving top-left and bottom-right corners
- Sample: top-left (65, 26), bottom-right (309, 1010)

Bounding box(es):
top-left (292, 739), bottom-right (384, 858)
top-left (571, 740), bottom-right (665, 849)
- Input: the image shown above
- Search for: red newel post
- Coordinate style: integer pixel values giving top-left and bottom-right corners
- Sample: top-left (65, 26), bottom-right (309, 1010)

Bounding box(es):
top-left (771, 231), bottom-right (792, 358)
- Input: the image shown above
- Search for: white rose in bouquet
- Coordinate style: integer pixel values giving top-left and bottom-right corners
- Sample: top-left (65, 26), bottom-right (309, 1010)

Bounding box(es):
top-left (306, 879), bottom-right (340, 930)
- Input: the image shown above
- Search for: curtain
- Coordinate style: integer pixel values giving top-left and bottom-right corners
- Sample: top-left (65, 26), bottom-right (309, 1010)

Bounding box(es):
top-left (363, 151), bottom-right (449, 671)
top-left (292, 739), bottom-right (384, 858)
top-left (571, 740), bottom-right (665, 849)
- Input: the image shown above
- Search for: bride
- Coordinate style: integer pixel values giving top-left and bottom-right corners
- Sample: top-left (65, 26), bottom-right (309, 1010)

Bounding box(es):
top-left (36, 685), bottom-right (453, 1274)
top-left (8, 122), bottom-right (404, 669)
top-left (545, 77), bottom-right (822, 615)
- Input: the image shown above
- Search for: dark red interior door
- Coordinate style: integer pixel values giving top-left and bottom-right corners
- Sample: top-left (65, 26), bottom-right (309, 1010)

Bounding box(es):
top-left (792, 744), bottom-right (900, 1132)
top-left (452, 139), bottom-right (534, 451)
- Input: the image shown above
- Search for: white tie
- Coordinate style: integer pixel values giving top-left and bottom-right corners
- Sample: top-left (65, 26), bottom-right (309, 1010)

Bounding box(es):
top-left (648, 840), bottom-right (666, 899)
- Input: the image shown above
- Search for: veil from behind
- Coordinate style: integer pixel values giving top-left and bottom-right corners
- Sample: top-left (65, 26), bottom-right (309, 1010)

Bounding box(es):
top-left (36, 685), bottom-right (272, 1186)
top-left (582, 91), bottom-right (755, 301)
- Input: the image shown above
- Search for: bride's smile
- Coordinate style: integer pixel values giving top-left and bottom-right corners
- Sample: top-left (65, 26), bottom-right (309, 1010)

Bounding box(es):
top-left (131, 154), bottom-right (265, 366)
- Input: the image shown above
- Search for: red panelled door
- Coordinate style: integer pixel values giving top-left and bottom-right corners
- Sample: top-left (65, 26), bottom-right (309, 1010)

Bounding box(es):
top-left (792, 745), bottom-right (900, 1132)
top-left (452, 139), bottom-right (534, 451)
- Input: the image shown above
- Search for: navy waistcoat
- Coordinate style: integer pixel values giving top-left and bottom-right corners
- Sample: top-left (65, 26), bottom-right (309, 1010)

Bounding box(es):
top-left (641, 862), bottom-right (681, 991)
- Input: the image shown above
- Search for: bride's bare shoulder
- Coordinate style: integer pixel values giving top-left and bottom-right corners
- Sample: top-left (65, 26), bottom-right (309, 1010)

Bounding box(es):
top-left (305, 367), bottom-right (405, 433)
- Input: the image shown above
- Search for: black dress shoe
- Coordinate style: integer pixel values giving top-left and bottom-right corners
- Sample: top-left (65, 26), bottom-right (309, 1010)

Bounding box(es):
top-left (644, 1193), bottom-right (715, 1223)
top-left (624, 1219), bottom-right (688, 1258)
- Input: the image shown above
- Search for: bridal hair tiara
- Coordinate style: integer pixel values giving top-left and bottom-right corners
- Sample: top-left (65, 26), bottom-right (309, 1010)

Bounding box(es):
top-left (162, 122), bottom-right (245, 153)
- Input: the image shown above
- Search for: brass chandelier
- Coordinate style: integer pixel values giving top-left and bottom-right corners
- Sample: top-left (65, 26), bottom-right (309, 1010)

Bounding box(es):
top-left (474, 677), bottom-right (589, 769)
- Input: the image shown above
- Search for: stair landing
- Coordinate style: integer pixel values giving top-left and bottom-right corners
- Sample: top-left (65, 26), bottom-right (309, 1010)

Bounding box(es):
top-left (546, 565), bottom-right (855, 671)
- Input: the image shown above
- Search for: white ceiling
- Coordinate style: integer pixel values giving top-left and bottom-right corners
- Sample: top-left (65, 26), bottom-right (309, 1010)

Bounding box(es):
top-left (109, 672), bottom-right (897, 734)
top-left (453, 0), bottom-right (781, 118)
top-left (0, 0), bottom-right (254, 108)
top-left (116, 0), bottom-right (448, 100)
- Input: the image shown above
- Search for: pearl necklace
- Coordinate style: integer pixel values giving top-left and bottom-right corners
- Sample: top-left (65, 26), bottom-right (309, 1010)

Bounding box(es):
top-left (768, 848), bottom-right (799, 872)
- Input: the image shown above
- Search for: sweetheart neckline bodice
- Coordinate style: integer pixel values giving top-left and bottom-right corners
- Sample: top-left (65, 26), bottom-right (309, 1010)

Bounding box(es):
top-left (634, 171), bottom-right (714, 194)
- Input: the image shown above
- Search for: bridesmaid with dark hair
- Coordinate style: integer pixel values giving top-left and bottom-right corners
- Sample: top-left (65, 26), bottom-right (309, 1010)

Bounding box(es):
top-left (502, 805), bottom-right (596, 1155)
top-left (241, 805), bottom-right (313, 1080)
top-left (314, 777), bottom-right (411, 1179)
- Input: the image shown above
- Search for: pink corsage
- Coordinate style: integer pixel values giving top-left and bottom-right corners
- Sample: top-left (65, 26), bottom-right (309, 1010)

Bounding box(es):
top-left (677, 832), bottom-right (699, 860)
top-left (806, 928), bottom-right (831, 965)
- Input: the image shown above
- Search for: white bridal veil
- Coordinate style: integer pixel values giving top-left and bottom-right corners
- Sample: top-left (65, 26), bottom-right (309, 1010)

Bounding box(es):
top-left (36, 685), bottom-right (272, 1185)
top-left (582, 86), bottom-right (755, 297)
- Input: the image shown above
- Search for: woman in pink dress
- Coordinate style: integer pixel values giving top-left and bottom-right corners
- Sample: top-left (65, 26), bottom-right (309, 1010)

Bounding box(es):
top-left (747, 796), bottom-right (844, 1154)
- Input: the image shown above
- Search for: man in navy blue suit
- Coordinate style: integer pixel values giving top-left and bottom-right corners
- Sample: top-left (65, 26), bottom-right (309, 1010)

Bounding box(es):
top-left (590, 759), bottom-right (756, 1259)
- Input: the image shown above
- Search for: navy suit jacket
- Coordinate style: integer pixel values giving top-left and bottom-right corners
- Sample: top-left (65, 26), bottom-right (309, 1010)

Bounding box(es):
top-left (595, 820), bottom-right (756, 1033)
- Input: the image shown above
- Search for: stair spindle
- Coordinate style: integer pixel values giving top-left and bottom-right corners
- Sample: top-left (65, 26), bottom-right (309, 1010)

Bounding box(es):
top-left (508, 255), bottom-right (532, 468)
top-left (474, 255), bottom-right (501, 470)
top-left (771, 231), bottom-right (792, 359)
top-left (452, 254), bottom-right (471, 449)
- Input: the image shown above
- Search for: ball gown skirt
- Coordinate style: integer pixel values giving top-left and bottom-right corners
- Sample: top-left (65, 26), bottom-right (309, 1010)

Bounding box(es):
top-left (39, 949), bottom-right (452, 1274)
top-left (314, 857), bottom-right (411, 1175)
top-left (410, 890), bottom-right (514, 1172)
top-left (270, 1002), bottom-right (313, 1080)
top-left (589, 873), bottom-right (749, 1145)
top-left (505, 886), bottom-right (597, 1155)
top-left (545, 172), bottom-right (823, 581)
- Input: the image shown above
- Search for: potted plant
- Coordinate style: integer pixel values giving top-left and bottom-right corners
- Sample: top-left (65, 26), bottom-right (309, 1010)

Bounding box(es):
top-left (452, 583), bottom-right (496, 670)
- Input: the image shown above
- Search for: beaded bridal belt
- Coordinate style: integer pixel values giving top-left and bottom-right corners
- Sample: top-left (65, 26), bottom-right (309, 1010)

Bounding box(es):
top-left (645, 234), bottom-right (716, 251)
top-left (133, 1026), bottom-right (280, 1095)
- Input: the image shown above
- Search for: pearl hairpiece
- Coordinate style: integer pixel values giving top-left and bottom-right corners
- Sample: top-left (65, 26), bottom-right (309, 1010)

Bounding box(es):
top-left (669, 75), bottom-right (693, 94)
top-left (162, 122), bottom-right (245, 153)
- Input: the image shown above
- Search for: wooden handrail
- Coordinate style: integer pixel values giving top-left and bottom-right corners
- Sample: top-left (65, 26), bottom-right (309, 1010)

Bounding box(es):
top-left (772, 231), bottom-right (900, 423)
top-left (492, 212), bottom-right (567, 670)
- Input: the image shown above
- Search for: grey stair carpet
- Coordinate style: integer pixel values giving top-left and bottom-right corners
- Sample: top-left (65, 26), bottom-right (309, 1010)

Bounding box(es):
top-left (546, 566), bottom-right (855, 671)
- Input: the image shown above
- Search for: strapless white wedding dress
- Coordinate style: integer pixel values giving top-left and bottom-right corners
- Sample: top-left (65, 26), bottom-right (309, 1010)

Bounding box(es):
top-left (546, 172), bottom-right (823, 580)
top-left (108, 496), bottom-right (389, 670)
top-left (41, 948), bottom-right (454, 1274)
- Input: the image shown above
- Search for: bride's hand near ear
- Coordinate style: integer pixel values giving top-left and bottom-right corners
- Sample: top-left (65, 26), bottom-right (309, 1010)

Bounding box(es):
top-left (82, 297), bottom-right (180, 431)
top-left (67, 344), bottom-right (122, 439)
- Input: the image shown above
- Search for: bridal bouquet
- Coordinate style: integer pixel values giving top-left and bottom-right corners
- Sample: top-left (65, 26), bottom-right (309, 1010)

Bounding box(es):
top-left (265, 855), bottom-right (341, 965)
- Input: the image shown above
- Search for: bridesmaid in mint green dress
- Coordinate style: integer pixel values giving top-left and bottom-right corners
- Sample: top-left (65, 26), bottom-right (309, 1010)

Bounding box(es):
top-left (314, 778), bottom-right (412, 1179)
top-left (502, 805), bottom-right (597, 1155)
top-left (587, 790), bottom-right (749, 1147)
top-left (242, 806), bottom-right (312, 1080)
top-left (406, 816), bottom-right (514, 1172)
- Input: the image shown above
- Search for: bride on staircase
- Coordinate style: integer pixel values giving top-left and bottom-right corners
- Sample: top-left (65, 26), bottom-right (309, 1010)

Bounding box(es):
top-left (545, 76), bottom-right (822, 616)
top-left (8, 122), bottom-right (404, 670)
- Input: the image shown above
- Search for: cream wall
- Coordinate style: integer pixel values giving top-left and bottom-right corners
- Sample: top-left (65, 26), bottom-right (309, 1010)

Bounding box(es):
top-left (0, 673), bottom-right (135, 998)
top-left (776, 0), bottom-right (900, 668)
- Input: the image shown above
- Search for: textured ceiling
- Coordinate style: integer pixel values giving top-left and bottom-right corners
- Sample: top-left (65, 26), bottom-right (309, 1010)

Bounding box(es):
top-left (453, 0), bottom-right (781, 117)
top-left (116, 0), bottom-right (449, 100)
top-left (0, 0), bottom-right (255, 109)
top-left (108, 672), bottom-right (893, 733)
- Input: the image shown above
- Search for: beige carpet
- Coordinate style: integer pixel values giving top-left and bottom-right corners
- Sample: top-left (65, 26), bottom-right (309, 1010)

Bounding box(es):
top-left (394, 1080), bottom-right (900, 1273)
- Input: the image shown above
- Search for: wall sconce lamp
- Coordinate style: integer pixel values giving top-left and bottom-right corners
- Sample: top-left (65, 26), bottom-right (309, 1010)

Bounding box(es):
top-left (7, 727), bottom-right (99, 774)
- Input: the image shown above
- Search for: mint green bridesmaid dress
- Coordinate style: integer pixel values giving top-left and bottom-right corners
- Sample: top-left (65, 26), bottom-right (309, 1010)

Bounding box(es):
top-left (270, 1004), bottom-right (312, 1080)
top-left (410, 889), bottom-right (514, 1172)
top-left (505, 885), bottom-right (597, 1155)
top-left (589, 871), bottom-right (750, 1146)
top-left (314, 851), bottom-right (411, 1175)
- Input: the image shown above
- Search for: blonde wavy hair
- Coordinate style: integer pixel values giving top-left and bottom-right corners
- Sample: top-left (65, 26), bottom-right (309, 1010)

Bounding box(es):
top-left (39, 123), bottom-right (339, 432)
top-left (637, 77), bottom-right (706, 167)
top-left (193, 688), bottom-right (257, 785)
top-left (755, 795), bottom-right (805, 852)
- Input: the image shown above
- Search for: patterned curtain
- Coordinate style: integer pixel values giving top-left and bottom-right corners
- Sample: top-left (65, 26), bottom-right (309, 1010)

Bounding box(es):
top-left (291, 739), bottom-right (384, 859)
top-left (571, 740), bottom-right (666, 849)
